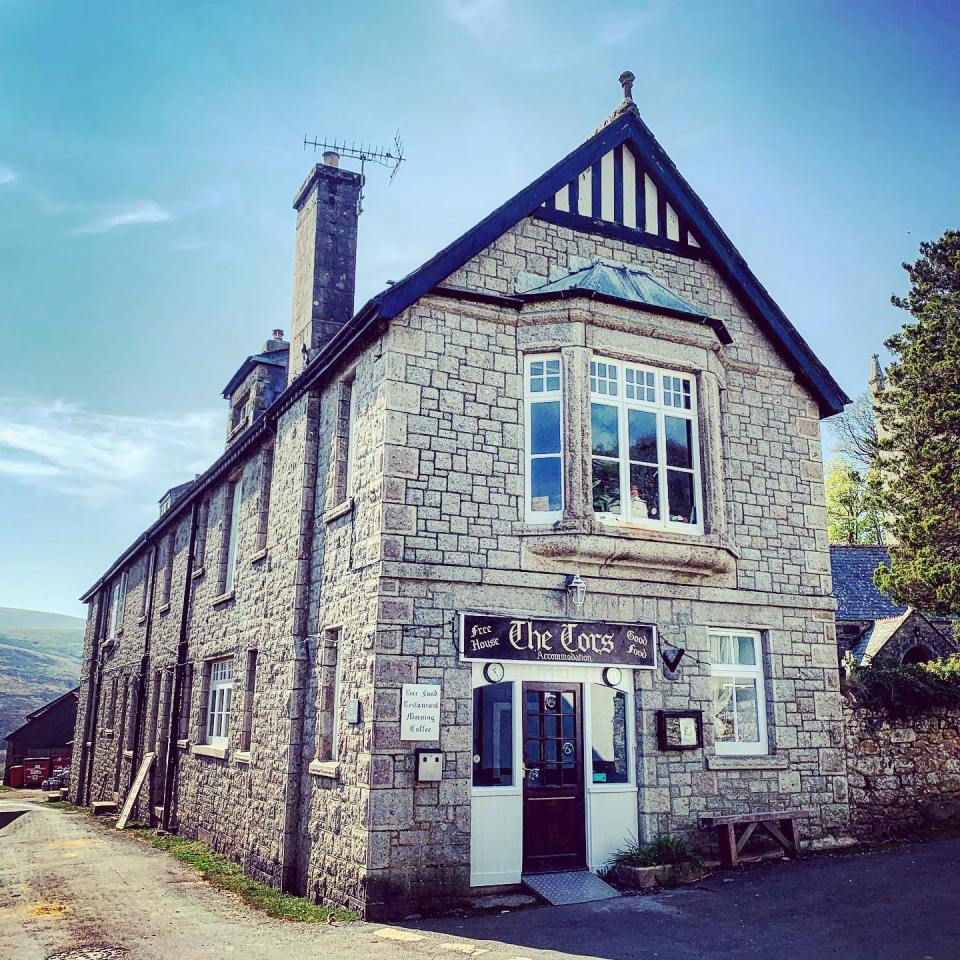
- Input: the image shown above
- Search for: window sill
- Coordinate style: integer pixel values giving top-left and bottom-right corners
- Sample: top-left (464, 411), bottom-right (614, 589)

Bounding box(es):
top-left (249, 547), bottom-right (268, 565)
top-left (191, 743), bottom-right (229, 760)
top-left (519, 523), bottom-right (737, 581)
top-left (211, 590), bottom-right (235, 608)
top-left (114, 627), bottom-right (124, 639)
top-left (309, 759), bottom-right (340, 780)
top-left (234, 751), bottom-right (251, 765)
top-left (177, 739), bottom-right (190, 750)
top-left (158, 602), bottom-right (171, 616)
top-left (122, 749), bottom-right (134, 759)
top-left (137, 615), bottom-right (148, 625)
top-left (323, 498), bottom-right (354, 524)
top-left (103, 728), bottom-right (114, 737)
top-left (191, 565), bottom-right (206, 580)
top-left (706, 755), bottom-right (788, 771)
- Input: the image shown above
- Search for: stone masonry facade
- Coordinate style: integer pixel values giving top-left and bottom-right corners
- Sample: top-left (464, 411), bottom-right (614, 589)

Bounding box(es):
top-left (72, 96), bottom-right (851, 920)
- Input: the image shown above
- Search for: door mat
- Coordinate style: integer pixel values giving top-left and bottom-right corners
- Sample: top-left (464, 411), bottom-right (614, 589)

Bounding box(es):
top-left (522, 870), bottom-right (620, 905)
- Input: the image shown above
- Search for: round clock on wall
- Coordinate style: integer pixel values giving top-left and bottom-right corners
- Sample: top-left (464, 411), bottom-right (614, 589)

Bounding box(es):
top-left (483, 662), bottom-right (505, 683)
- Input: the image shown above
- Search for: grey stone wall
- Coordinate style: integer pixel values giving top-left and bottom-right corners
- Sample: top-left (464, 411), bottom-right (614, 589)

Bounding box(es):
top-left (844, 699), bottom-right (960, 838)
top-left (71, 207), bottom-right (847, 921)
top-left (360, 213), bottom-right (846, 914)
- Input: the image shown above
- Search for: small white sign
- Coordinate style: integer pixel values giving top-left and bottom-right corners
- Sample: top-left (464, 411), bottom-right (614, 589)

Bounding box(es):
top-left (400, 683), bottom-right (441, 741)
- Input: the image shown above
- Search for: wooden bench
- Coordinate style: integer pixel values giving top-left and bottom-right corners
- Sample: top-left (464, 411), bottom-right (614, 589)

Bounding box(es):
top-left (700, 810), bottom-right (809, 868)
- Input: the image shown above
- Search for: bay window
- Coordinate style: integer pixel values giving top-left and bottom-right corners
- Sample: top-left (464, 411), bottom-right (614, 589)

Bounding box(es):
top-left (524, 356), bottom-right (563, 521)
top-left (590, 358), bottom-right (702, 532)
top-left (709, 630), bottom-right (767, 755)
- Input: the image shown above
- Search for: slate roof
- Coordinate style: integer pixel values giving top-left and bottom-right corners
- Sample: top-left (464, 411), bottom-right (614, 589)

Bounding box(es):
top-left (222, 350), bottom-right (289, 399)
top-left (519, 260), bottom-right (733, 344)
top-left (830, 545), bottom-right (907, 621)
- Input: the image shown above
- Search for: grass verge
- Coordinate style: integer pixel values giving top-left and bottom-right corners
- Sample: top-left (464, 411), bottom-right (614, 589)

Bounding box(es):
top-left (132, 829), bottom-right (357, 923)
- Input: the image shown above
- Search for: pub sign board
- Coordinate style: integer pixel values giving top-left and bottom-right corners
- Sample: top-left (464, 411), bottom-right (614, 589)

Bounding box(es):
top-left (460, 613), bottom-right (656, 670)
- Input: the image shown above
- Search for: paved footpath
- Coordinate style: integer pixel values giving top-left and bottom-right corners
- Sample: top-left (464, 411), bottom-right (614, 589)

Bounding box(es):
top-left (2, 794), bottom-right (960, 960)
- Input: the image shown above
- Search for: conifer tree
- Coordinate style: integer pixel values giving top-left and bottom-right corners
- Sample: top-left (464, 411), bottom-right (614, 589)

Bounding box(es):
top-left (874, 230), bottom-right (960, 614)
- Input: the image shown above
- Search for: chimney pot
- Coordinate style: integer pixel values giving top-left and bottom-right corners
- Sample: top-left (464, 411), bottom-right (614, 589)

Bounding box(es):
top-left (322, 151), bottom-right (340, 168)
top-left (272, 328), bottom-right (285, 341)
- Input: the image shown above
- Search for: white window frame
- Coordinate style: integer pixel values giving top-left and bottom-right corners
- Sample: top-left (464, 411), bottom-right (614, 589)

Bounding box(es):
top-left (205, 657), bottom-right (234, 746)
top-left (109, 571), bottom-right (127, 639)
top-left (523, 354), bottom-right (564, 523)
top-left (709, 629), bottom-right (768, 756)
top-left (589, 356), bottom-right (703, 534)
top-left (224, 479), bottom-right (243, 592)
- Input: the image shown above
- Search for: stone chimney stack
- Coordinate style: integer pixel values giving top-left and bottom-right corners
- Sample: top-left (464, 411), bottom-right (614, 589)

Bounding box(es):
top-left (288, 153), bottom-right (362, 379)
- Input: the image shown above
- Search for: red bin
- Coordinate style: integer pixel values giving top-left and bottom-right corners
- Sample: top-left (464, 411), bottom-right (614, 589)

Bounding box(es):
top-left (8, 765), bottom-right (23, 788)
top-left (22, 758), bottom-right (51, 788)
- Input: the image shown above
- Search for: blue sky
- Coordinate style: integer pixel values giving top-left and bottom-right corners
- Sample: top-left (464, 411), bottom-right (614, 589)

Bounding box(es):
top-left (1, 0), bottom-right (958, 616)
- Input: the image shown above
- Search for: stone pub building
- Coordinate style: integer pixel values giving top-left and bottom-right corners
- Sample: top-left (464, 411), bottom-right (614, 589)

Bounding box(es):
top-left (72, 75), bottom-right (850, 918)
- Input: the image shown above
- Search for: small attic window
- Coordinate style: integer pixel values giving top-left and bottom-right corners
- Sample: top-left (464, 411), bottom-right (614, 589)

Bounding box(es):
top-left (231, 391), bottom-right (251, 431)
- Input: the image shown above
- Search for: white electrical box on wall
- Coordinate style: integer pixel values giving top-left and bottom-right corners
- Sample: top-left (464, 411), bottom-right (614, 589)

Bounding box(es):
top-left (415, 749), bottom-right (443, 782)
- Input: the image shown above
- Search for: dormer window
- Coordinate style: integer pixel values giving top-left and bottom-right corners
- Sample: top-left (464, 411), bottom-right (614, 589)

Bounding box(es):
top-left (231, 390), bottom-right (251, 433)
top-left (589, 357), bottom-right (702, 533)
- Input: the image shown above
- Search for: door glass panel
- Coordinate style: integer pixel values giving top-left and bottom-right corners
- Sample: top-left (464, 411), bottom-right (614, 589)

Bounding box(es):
top-left (472, 682), bottom-right (514, 787)
top-left (590, 685), bottom-right (629, 783)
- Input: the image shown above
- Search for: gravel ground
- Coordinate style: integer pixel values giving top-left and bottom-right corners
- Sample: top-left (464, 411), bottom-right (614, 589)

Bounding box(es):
top-left (3, 792), bottom-right (960, 960)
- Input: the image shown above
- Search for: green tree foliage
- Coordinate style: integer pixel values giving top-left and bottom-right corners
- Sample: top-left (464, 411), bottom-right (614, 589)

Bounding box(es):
top-left (844, 655), bottom-right (960, 718)
top-left (824, 456), bottom-right (885, 544)
top-left (874, 230), bottom-right (960, 614)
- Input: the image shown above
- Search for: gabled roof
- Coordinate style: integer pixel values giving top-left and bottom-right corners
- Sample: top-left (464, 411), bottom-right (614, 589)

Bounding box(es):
top-left (371, 103), bottom-right (848, 416)
top-left (519, 259), bottom-right (733, 345)
top-left (830, 545), bottom-right (907, 621)
top-left (5, 686), bottom-right (79, 741)
top-left (222, 350), bottom-right (289, 399)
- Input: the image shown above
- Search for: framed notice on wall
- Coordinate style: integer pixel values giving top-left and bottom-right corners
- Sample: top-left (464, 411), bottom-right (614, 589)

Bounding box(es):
top-left (400, 683), bottom-right (441, 741)
top-left (656, 710), bottom-right (703, 751)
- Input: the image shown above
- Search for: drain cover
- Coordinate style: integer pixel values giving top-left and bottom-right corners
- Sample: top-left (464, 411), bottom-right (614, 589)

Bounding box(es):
top-left (48, 948), bottom-right (127, 960)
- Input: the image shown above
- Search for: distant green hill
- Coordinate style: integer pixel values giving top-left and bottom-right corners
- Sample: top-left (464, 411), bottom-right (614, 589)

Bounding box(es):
top-left (0, 607), bottom-right (84, 765)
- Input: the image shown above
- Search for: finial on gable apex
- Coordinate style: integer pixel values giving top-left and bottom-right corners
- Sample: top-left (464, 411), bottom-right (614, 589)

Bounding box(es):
top-left (619, 70), bottom-right (635, 102)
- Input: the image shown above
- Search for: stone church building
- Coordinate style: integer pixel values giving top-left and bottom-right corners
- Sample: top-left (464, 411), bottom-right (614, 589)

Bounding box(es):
top-left (71, 75), bottom-right (851, 918)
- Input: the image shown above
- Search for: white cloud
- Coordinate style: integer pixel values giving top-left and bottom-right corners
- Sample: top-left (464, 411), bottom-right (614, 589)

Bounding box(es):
top-left (0, 165), bottom-right (15, 185)
top-left (73, 200), bottom-right (173, 235)
top-left (0, 397), bottom-right (222, 504)
top-left (440, 0), bottom-right (510, 40)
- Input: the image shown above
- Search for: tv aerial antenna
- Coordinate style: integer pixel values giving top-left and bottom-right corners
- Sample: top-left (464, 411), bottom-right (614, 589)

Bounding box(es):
top-left (303, 131), bottom-right (405, 213)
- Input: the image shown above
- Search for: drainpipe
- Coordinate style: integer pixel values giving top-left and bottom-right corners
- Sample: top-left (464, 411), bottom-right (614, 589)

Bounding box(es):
top-left (130, 543), bottom-right (159, 786)
top-left (161, 501), bottom-right (199, 832)
top-left (280, 389), bottom-right (321, 893)
top-left (79, 588), bottom-right (108, 806)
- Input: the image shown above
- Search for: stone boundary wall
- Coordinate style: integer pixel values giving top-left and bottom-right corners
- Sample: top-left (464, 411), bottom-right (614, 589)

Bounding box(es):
top-left (843, 698), bottom-right (960, 839)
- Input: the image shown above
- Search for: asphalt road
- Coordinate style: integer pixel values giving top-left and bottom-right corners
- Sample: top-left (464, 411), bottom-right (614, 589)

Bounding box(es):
top-left (2, 792), bottom-right (959, 960)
